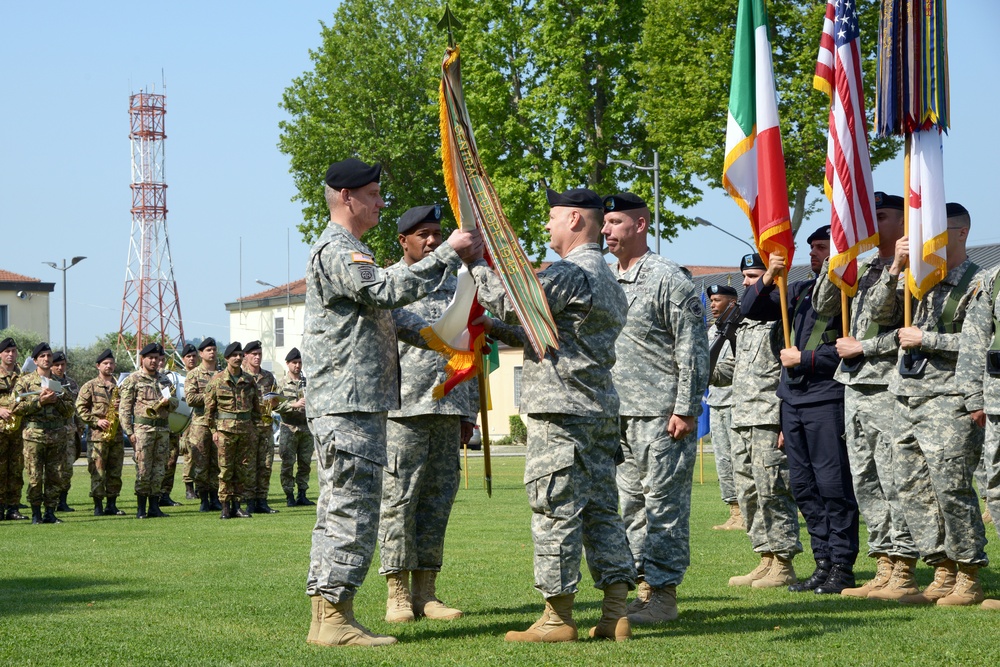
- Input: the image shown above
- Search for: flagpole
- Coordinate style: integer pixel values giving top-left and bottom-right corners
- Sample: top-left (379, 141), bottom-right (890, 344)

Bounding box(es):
top-left (463, 441), bottom-right (469, 489)
top-left (477, 351), bottom-right (492, 497)
top-left (903, 137), bottom-right (912, 328)
top-left (840, 290), bottom-right (850, 335)
top-left (776, 271), bottom-right (792, 348)
top-left (698, 436), bottom-right (704, 484)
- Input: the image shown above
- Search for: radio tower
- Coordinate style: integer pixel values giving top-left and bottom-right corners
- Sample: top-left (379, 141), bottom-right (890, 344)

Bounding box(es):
top-left (117, 88), bottom-right (186, 365)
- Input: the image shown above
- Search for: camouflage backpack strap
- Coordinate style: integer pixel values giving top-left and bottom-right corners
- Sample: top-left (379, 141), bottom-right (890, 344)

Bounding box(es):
top-left (937, 261), bottom-right (979, 334)
top-left (989, 265), bottom-right (1000, 351)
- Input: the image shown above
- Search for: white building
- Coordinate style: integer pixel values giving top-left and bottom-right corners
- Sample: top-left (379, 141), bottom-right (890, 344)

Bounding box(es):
top-left (225, 279), bottom-right (305, 374)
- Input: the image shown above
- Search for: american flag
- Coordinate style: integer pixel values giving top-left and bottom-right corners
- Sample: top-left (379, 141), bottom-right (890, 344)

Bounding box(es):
top-left (814, 0), bottom-right (877, 296)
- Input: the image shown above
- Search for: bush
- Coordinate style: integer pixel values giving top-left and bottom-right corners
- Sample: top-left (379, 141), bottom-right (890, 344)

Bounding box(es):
top-left (509, 415), bottom-right (527, 444)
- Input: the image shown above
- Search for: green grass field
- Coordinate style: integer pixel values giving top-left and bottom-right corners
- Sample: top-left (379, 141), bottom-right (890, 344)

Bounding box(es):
top-left (1, 455), bottom-right (997, 666)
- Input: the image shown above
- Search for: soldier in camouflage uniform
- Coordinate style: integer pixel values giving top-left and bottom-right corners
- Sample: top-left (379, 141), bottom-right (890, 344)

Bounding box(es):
top-left (242, 339), bottom-right (278, 514)
top-left (155, 354), bottom-right (183, 508)
top-left (303, 158), bottom-right (481, 648)
top-left (51, 350), bottom-right (81, 513)
top-left (721, 254), bottom-right (802, 589)
top-left (205, 341), bottom-right (261, 519)
top-left (76, 349), bottom-right (126, 516)
top-left (598, 192), bottom-right (709, 626)
top-left (378, 204), bottom-right (478, 624)
top-left (867, 202), bottom-right (988, 606)
top-left (812, 192), bottom-right (919, 599)
top-left (13, 343), bottom-right (76, 524)
top-left (470, 188), bottom-right (635, 643)
top-left (0, 337), bottom-right (27, 520)
top-left (179, 344), bottom-right (199, 500)
top-left (275, 347), bottom-right (312, 507)
top-left (185, 338), bottom-right (222, 512)
top-left (119, 342), bottom-right (178, 519)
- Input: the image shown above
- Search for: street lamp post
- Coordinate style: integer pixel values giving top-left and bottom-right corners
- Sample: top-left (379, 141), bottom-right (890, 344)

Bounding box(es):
top-left (255, 279), bottom-right (290, 309)
top-left (43, 256), bottom-right (86, 352)
top-left (608, 151), bottom-right (661, 254)
top-left (694, 217), bottom-right (756, 252)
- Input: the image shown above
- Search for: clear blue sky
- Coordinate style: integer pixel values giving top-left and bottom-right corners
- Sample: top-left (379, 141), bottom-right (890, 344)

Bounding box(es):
top-left (0, 1), bottom-right (996, 347)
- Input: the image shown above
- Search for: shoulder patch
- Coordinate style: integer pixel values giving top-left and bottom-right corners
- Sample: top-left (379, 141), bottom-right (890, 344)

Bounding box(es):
top-left (683, 295), bottom-right (704, 320)
top-left (352, 262), bottom-right (379, 286)
top-left (350, 252), bottom-right (374, 264)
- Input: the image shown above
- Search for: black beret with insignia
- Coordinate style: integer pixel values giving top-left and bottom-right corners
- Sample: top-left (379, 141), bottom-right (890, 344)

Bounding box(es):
top-left (546, 187), bottom-right (603, 210)
top-left (198, 337), bottom-right (216, 351)
top-left (946, 202), bottom-right (969, 218)
top-left (807, 225), bottom-right (831, 244)
top-left (602, 192), bottom-right (647, 213)
top-left (874, 191), bottom-right (904, 210)
top-left (707, 284), bottom-right (738, 298)
top-left (0, 337), bottom-right (15, 353)
top-left (96, 348), bottom-right (114, 364)
top-left (181, 343), bottom-right (197, 357)
top-left (397, 204), bottom-right (443, 234)
top-left (285, 347), bottom-right (302, 363)
top-left (51, 350), bottom-right (67, 364)
top-left (31, 342), bottom-right (51, 359)
top-left (139, 342), bottom-right (163, 357)
top-left (244, 340), bottom-right (262, 354)
top-left (224, 342), bottom-right (243, 358)
top-left (325, 158), bottom-right (382, 190)
top-left (741, 253), bottom-right (766, 271)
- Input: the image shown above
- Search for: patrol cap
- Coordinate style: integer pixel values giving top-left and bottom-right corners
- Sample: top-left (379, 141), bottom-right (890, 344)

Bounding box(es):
top-left (285, 347), bottom-right (301, 363)
top-left (946, 202), bottom-right (970, 218)
top-left (51, 351), bottom-right (67, 364)
top-left (181, 343), bottom-right (197, 357)
top-left (243, 340), bottom-right (262, 354)
top-left (707, 284), bottom-right (738, 298)
top-left (397, 204), bottom-right (443, 234)
top-left (31, 342), bottom-right (51, 359)
top-left (874, 191), bottom-right (904, 210)
top-left (139, 342), bottom-right (164, 357)
top-left (0, 337), bottom-right (15, 353)
top-left (602, 192), bottom-right (647, 213)
top-left (807, 225), bottom-right (831, 244)
top-left (96, 349), bottom-right (114, 364)
top-left (198, 337), bottom-right (216, 351)
top-left (325, 158), bottom-right (382, 190)
top-left (741, 253), bottom-right (766, 271)
top-left (224, 342), bottom-right (243, 359)
top-left (545, 187), bottom-right (603, 210)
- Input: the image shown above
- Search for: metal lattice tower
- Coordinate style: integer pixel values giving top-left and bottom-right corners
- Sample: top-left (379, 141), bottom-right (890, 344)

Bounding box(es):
top-left (117, 89), bottom-right (185, 365)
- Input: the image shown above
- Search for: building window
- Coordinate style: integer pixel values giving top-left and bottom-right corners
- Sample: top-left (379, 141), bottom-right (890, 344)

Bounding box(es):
top-left (0, 305), bottom-right (7, 330)
top-left (275, 316), bottom-right (284, 347)
top-left (513, 366), bottom-right (522, 408)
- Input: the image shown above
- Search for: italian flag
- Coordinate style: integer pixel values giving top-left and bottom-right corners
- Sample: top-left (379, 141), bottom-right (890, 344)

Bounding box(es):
top-left (723, 0), bottom-right (794, 264)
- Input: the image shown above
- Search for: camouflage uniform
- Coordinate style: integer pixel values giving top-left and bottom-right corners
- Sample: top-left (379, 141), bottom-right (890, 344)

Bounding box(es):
top-left (378, 263), bottom-right (478, 575)
top-left (0, 366), bottom-right (24, 509)
top-left (868, 259), bottom-right (988, 566)
top-left (205, 370), bottom-right (261, 503)
top-left (160, 429), bottom-right (181, 499)
top-left (76, 377), bottom-right (123, 499)
top-left (53, 373), bottom-right (81, 495)
top-left (12, 373), bottom-right (76, 508)
top-left (724, 318), bottom-right (802, 561)
top-left (707, 327), bottom-right (736, 505)
top-left (119, 370), bottom-right (178, 497)
top-left (813, 256), bottom-right (918, 560)
top-left (304, 223), bottom-right (463, 604)
top-left (275, 373), bottom-right (311, 496)
top-left (245, 366), bottom-right (277, 501)
top-left (471, 242), bottom-right (637, 597)
top-left (185, 367), bottom-right (220, 493)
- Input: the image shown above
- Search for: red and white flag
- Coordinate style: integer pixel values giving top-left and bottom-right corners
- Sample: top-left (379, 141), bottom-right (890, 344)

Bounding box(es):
top-left (906, 130), bottom-right (948, 299)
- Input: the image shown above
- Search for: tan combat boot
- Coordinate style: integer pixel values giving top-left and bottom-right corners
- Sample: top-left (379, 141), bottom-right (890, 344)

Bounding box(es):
top-left (588, 582), bottom-right (631, 641)
top-left (841, 554), bottom-right (893, 598)
top-left (984, 506), bottom-right (993, 525)
top-left (982, 599), bottom-right (1000, 610)
top-left (713, 503), bottom-right (743, 530)
top-left (752, 557), bottom-right (796, 589)
top-left (411, 570), bottom-right (463, 620)
top-left (627, 585), bottom-right (677, 625)
top-left (729, 554), bottom-right (773, 587)
top-left (385, 571), bottom-right (415, 623)
top-left (307, 595), bottom-right (322, 643)
top-left (937, 564), bottom-right (985, 606)
top-left (308, 596), bottom-right (397, 647)
top-left (867, 557), bottom-right (919, 600)
top-left (898, 560), bottom-right (957, 605)
top-left (505, 594), bottom-right (578, 642)
top-left (626, 579), bottom-right (652, 613)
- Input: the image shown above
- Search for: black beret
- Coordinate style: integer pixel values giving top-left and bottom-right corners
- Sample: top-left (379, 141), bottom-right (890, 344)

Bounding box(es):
top-left (31, 342), bottom-right (51, 359)
top-left (741, 253), bottom-right (766, 271)
top-left (602, 192), bottom-right (647, 213)
top-left (224, 342), bottom-right (243, 359)
top-left (96, 348), bottom-right (114, 364)
top-left (285, 347), bottom-right (302, 363)
top-left (397, 204), bottom-right (443, 234)
top-left (243, 340), bottom-right (262, 354)
top-left (946, 202), bottom-right (969, 218)
top-left (325, 158), bottom-right (382, 190)
top-left (807, 225), bottom-right (831, 244)
top-left (707, 284), bottom-right (738, 298)
top-left (874, 191), bottom-right (904, 210)
top-left (546, 187), bottom-right (603, 210)
top-left (181, 344), bottom-right (197, 357)
top-left (139, 342), bottom-right (164, 357)
top-left (198, 337), bottom-right (216, 351)
top-left (0, 337), bottom-right (15, 353)
top-left (51, 351), bottom-right (67, 364)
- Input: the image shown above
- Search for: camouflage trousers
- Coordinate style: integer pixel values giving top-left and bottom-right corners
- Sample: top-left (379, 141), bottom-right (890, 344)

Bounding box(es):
top-left (181, 429), bottom-right (193, 484)
top-left (278, 426), bottom-right (313, 494)
top-left (616, 415), bottom-right (696, 588)
top-left (378, 414), bottom-right (461, 575)
top-left (60, 430), bottom-right (79, 492)
top-left (23, 437), bottom-right (63, 508)
top-left (985, 416), bottom-right (1000, 539)
top-left (159, 430), bottom-right (180, 496)
top-left (187, 424), bottom-right (220, 492)
top-left (733, 425), bottom-right (802, 561)
top-left (892, 394), bottom-right (987, 566)
top-left (216, 430), bottom-right (253, 502)
top-left (846, 385), bottom-right (917, 559)
top-left (526, 413), bottom-right (635, 598)
top-left (307, 412), bottom-right (386, 604)
top-left (0, 430), bottom-right (24, 506)
top-left (975, 452), bottom-right (987, 499)
top-left (710, 405), bottom-right (736, 503)
top-left (248, 425), bottom-right (274, 500)
top-left (133, 427), bottom-right (170, 496)
top-left (88, 437), bottom-right (124, 498)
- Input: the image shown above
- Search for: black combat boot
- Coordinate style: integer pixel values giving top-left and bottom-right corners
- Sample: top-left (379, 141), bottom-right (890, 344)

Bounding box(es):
top-left (209, 490), bottom-right (223, 511)
top-left (0, 504), bottom-right (5, 521)
top-left (233, 499), bottom-right (251, 518)
top-left (185, 482), bottom-right (196, 500)
top-left (57, 491), bottom-right (75, 512)
top-left (31, 505), bottom-right (43, 524)
top-left (199, 490), bottom-right (211, 512)
top-left (136, 494), bottom-right (148, 519)
top-left (147, 498), bottom-right (168, 518)
top-left (105, 496), bottom-right (126, 516)
top-left (285, 491), bottom-right (296, 507)
top-left (220, 498), bottom-right (232, 520)
top-left (257, 497), bottom-right (278, 514)
top-left (245, 498), bottom-right (257, 514)
top-left (5, 505), bottom-right (27, 521)
top-left (814, 564), bottom-right (857, 595)
top-left (42, 507), bottom-right (63, 524)
top-left (296, 489), bottom-right (315, 506)
top-left (159, 493), bottom-right (181, 507)
top-left (94, 497), bottom-right (105, 516)
top-left (789, 559), bottom-right (832, 592)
